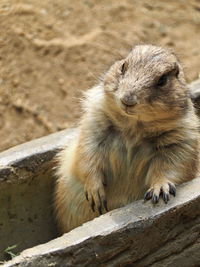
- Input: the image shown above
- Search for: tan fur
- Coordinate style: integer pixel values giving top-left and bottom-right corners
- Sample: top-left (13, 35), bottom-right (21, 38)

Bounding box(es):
top-left (54, 45), bottom-right (200, 233)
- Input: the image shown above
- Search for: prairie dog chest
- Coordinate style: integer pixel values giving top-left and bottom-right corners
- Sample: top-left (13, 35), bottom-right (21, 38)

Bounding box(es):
top-left (103, 128), bottom-right (154, 185)
top-left (100, 129), bottom-right (154, 205)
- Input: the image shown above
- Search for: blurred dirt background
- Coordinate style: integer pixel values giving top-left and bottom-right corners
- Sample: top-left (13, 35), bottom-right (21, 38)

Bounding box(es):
top-left (0, 0), bottom-right (199, 152)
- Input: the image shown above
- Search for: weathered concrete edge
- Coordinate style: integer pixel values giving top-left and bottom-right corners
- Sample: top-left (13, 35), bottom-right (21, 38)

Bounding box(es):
top-left (4, 177), bottom-right (200, 266)
top-left (0, 128), bottom-right (78, 166)
top-left (0, 128), bottom-right (78, 182)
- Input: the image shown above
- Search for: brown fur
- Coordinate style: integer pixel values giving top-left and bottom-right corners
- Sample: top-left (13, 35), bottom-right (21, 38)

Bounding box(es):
top-left (54, 45), bottom-right (200, 233)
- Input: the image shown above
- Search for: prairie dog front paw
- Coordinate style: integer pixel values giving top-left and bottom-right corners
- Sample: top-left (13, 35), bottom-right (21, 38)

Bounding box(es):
top-left (144, 181), bottom-right (176, 204)
top-left (84, 177), bottom-right (108, 215)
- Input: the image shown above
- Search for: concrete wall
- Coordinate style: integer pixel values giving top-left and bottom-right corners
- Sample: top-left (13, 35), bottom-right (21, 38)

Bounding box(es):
top-left (0, 129), bottom-right (77, 261)
top-left (3, 178), bottom-right (200, 266)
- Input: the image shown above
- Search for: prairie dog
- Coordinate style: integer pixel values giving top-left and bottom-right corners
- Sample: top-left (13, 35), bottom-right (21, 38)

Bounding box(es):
top-left (55, 45), bottom-right (200, 234)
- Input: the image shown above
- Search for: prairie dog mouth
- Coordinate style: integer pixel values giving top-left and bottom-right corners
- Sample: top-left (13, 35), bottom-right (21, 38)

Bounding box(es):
top-left (120, 103), bottom-right (136, 116)
top-left (120, 101), bottom-right (174, 121)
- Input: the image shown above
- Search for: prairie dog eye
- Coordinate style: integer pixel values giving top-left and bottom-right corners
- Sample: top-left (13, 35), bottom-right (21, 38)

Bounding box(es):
top-left (121, 61), bottom-right (128, 75)
top-left (157, 73), bottom-right (168, 87)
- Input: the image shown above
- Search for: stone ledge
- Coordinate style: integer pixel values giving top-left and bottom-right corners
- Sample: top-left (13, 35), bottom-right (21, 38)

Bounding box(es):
top-left (0, 128), bottom-right (78, 182)
top-left (4, 177), bottom-right (200, 266)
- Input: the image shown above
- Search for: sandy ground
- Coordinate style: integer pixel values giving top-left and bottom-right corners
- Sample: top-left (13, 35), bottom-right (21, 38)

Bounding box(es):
top-left (0, 0), bottom-right (199, 152)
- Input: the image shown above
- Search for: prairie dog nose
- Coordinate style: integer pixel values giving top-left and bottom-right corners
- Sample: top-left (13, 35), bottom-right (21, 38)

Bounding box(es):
top-left (120, 94), bottom-right (137, 107)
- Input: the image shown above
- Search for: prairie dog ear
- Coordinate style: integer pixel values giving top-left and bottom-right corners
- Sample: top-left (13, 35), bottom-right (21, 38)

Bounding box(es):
top-left (108, 59), bottom-right (124, 75)
top-left (104, 60), bottom-right (124, 92)
top-left (121, 61), bottom-right (128, 76)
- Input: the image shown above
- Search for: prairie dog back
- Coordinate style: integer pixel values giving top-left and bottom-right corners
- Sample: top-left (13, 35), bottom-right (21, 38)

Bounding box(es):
top-left (55, 45), bottom-right (200, 233)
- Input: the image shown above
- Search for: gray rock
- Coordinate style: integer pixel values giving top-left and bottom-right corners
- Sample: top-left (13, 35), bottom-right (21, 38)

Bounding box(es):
top-left (3, 178), bottom-right (200, 267)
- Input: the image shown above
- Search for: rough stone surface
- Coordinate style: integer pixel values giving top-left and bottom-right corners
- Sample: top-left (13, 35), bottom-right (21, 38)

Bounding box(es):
top-left (3, 177), bottom-right (200, 267)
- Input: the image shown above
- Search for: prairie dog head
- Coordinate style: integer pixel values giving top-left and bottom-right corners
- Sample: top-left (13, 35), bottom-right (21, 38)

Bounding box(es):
top-left (104, 45), bottom-right (188, 122)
